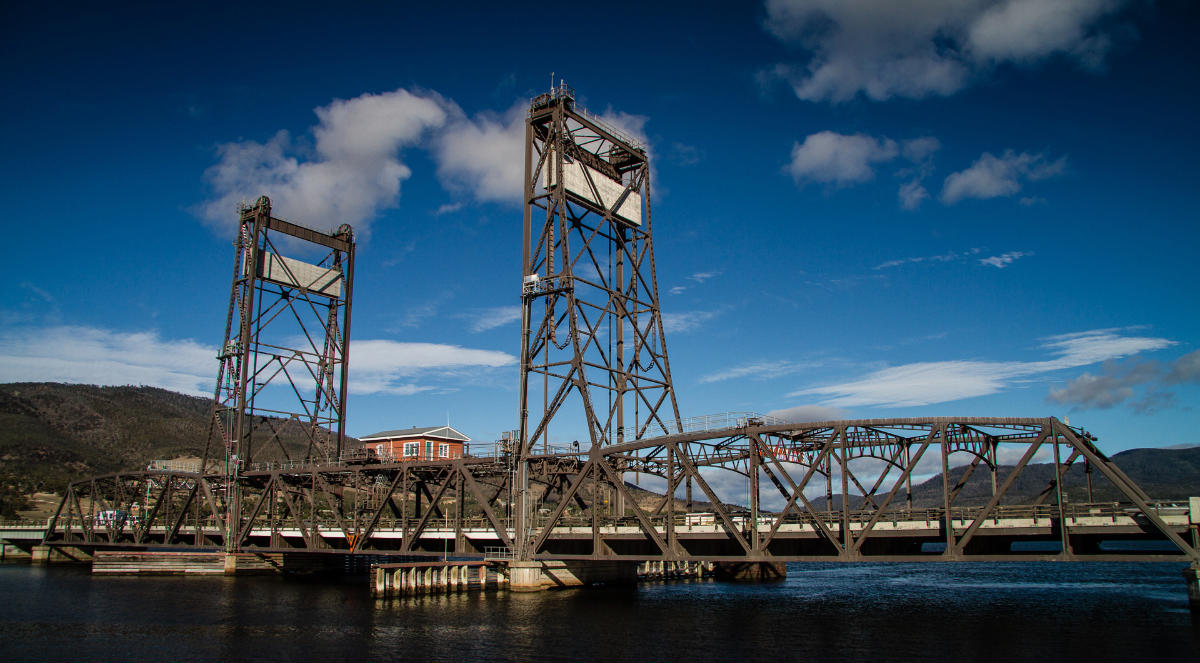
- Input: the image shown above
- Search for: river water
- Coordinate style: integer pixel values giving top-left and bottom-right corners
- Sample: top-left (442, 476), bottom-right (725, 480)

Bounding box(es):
top-left (1, 562), bottom-right (1196, 661)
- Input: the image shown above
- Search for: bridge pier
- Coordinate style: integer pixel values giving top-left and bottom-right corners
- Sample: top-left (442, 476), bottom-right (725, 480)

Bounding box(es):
top-left (31, 545), bottom-right (91, 565)
top-left (508, 561), bottom-right (545, 592)
top-left (714, 561), bottom-right (787, 582)
top-left (1184, 563), bottom-right (1200, 613)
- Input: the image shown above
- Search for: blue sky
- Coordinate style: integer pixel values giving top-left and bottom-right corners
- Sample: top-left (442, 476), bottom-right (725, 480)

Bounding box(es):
top-left (1, 0), bottom-right (1198, 453)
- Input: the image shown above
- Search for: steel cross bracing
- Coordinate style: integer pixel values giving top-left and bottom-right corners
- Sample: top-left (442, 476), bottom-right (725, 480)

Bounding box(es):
top-left (518, 86), bottom-right (681, 456)
top-left (37, 92), bottom-right (1199, 570)
top-left (516, 86), bottom-right (682, 558)
top-left (43, 418), bottom-right (1200, 564)
top-left (202, 196), bottom-right (355, 473)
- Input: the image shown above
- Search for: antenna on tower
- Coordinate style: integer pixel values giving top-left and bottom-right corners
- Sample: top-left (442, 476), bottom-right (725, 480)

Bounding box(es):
top-left (549, 72), bottom-right (554, 93)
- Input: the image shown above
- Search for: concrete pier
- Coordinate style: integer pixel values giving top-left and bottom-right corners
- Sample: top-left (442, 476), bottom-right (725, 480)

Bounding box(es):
top-left (1184, 563), bottom-right (1200, 613)
top-left (371, 561), bottom-right (500, 597)
top-left (714, 561), bottom-right (788, 582)
top-left (31, 545), bottom-right (91, 565)
top-left (508, 561), bottom-right (546, 592)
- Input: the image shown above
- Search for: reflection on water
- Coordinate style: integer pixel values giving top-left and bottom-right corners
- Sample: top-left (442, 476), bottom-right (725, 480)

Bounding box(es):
top-left (1, 562), bottom-right (1196, 661)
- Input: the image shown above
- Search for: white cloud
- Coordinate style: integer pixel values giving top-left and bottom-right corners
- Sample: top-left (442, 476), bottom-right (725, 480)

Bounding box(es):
top-left (200, 88), bottom-right (449, 235)
top-left (0, 326), bottom-right (216, 396)
top-left (0, 325), bottom-right (519, 400)
top-left (434, 102), bottom-right (526, 203)
top-left (662, 310), bottom-right (720, 334)
top-left (763, 0), bottom-right (1131, 103)
top-left (898, 179), bottom-right (930, 210)
top-left (874, 248), bottom-right (980, 270)
top-left (766, 404), bottom-right (847, 423)
top-left (979, 251), bottom-right (1030, 268)
top-left (671, 270), bottom-right (723, 295)
top-left (700, 360), bottom-right (819, 384)
top-left (461, 306), bottom-right (523, 333)
top-left (941, 150), bottom-right (1066, 204)
top-left (433, 202), bottom-right (464, 216)
top-left (350, 339), bottom-right (516, 395)
top-left (969, 0), bottom-right (1120, 67)
top-left (792, 328), bottom-right (1175, 408)
top-left (788, 131), bottom-right (898, 185)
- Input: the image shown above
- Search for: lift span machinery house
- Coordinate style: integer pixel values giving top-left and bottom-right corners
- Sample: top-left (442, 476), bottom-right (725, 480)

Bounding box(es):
top-left (360, 426), bottom-right (470, 461)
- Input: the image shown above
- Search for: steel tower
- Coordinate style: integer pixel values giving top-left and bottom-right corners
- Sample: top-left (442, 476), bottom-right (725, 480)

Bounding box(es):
top-left (515, 85), bottom-right (682, 554)
top-left (202, 196), bottom-right (355, 549)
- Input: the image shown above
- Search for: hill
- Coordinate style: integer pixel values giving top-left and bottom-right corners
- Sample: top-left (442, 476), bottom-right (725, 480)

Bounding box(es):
top-left (808, 446), bottom-right (1200, 511)
top-left (0, 382), bottom-right (348, 517)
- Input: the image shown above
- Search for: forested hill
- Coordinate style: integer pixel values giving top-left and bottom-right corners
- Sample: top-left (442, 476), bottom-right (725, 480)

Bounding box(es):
top-left (0, 382), bottom-right (346, 516)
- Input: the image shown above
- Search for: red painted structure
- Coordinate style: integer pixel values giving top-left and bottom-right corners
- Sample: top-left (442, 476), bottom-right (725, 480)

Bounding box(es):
top-left (359, 426), bottom-right (470, 461)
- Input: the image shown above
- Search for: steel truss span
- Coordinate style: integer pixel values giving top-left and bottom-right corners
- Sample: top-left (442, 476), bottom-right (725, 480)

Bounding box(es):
top-left (44, 417), bottom-right (1199, 564)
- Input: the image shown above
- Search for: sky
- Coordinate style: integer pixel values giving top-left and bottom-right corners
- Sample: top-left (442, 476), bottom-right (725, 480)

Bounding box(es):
top-left (1, 0), bottom-right (1198, 455)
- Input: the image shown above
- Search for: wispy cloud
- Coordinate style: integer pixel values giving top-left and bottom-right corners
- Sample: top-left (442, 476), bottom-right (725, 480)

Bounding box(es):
top-left (874, 248), bottom-right (980, 270)
top-left (700, 360), bottom-right (821, 384)
top-left (662, 310), bottom-right (720, 334)
top-left (670, 270), bottom-right (723, 295)
top-left (792, 328), bottom-right (1176, 408)
top-left (433, 202), bottom-right (464, 216)
top-left (350, 340), bottom-right (516, 395)
top-left (0, 325), bottom-right (216, 396)
top-left (460, 305), bottom-right (522, 333)
top-left (979, 251), bottom-right (1031, 268)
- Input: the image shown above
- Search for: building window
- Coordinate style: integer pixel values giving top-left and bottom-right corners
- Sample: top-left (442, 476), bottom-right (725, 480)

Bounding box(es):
top-left (439, 443), bottom-right (449, 458)
top-left (403, 442), bottom-right (418, 457)
top-left (425, 441), bottom-right (435, 458)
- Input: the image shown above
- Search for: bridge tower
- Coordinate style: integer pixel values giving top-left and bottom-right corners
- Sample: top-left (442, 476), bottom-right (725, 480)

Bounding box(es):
top-left (202, 196), bottom-right (355, 551)
top-left (516, 84), bottom-right (682, 556)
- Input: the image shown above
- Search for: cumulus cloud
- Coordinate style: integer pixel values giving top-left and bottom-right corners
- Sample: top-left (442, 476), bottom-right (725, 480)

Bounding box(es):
top-left (788, 131), bottom-right (898, 185)
top-left (0, 326), bottom-right (216, 396)
top-left (792, 328), bottom-right (1174, 408)
top-left (200, 88), bottom-right (449, 235)
top-left (434, 102), bottom-right (526, 203)
top-left (1166, 349), bottom-right (1200, 384)
top-left (763, 0), bottom-right (1132, 103)
top-left (1046, 349), bottom-right (1200, 413)
top-left (350, 340), bottom-right (516, 395)
top-left (898, 180), bottom-right (930, 210)
top-left (941, 150), bottom-right (1066, 204)
top-left (979, 251), bottom-right (1031, 268)
top-left (968, 0), bottom-right (1121, 67)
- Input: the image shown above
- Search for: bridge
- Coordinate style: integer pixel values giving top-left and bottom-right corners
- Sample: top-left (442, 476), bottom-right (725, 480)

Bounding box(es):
top-left (24, 86), bottom-right (1200, 603)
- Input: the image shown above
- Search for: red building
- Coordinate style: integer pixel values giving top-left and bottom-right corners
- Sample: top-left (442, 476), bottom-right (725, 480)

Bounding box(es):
top-left (360, 425), bottom-right (470, 461)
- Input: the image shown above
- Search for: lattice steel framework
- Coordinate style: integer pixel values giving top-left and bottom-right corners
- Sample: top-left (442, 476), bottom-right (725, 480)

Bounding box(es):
top-left (517, 84), bottom-right (681, 456)
top-left (202, 196), bottom-right (355, 514)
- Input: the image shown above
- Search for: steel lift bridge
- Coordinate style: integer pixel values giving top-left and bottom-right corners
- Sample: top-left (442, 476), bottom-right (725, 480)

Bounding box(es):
top-left (37, 86), bottom-right (1200, 594)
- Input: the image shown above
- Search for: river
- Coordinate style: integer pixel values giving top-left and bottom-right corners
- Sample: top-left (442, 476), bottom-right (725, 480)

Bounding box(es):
top-left (1, 561), bottom-right (1196, 661)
